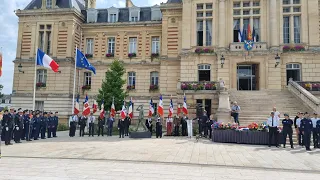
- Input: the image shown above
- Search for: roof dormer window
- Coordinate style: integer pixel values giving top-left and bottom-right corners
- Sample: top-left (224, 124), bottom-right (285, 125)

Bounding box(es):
top-left (46, 0), bottom-right (52, 9)
top-left (129, 7), bottom-right (140, 22)
top-left (108, 7), bottom-right (119, 23)
top-left (151, 5), bottom-right (162, 21)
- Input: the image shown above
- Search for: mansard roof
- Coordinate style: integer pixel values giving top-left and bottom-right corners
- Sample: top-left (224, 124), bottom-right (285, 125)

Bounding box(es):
top-left (166, 0), bottom-right (182, 3)
top-left (24, 0), bottom-right (85, 11)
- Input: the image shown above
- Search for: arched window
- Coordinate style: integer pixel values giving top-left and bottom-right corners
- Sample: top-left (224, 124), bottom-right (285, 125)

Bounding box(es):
top-left (128, 72), bottom-right (136, 86)
top-left (198, 64), bottom-right (211, 81)
top-left (150, 71), bottom-right (159, 86)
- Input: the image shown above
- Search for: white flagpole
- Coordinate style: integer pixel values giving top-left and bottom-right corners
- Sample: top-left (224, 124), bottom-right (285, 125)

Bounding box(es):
top-left (32, 49), bottom-right (37, 111)
top-left (72, 45), bottom-right (77, 114)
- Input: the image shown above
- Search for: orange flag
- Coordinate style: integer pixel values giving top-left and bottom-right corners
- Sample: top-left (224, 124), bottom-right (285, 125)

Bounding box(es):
top-left (247, 24), bottom-right (252, 41)
top-left (0, 50), bottom-right (2, 77)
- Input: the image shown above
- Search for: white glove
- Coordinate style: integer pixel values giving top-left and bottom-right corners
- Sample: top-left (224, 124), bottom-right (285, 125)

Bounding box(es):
top-left (6, 127), bottom-right (9, 131)
top-left (16, 127), bottom-right (20, 130)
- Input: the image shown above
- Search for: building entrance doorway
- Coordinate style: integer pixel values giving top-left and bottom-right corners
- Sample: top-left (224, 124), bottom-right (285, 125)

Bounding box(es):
top-left (237, 64), bottom-right (259, 90)
top-left (196, 99), bottom-right (212, 117)
top-left (286, 64), bottom-right (301, 84)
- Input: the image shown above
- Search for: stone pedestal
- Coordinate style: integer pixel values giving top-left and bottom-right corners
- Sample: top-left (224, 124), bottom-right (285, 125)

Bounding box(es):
top-left (216, 91), bottom-right (231, 124)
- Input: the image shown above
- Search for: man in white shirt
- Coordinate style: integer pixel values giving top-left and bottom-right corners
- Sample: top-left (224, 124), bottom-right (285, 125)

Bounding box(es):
top-left (273, 107), bottom-right (280, 118)
top-left (88, 113), bottom-right (96, 137)
top-left (296, 113), bottom-right (304, 146)
top-left (186, 115), bottom-right (193, 138)
top-left (69, 114), bottom-right (78, 137)
top-left (311, 112), bottom-right (319, 148)
top-left (267, 111), bottom-right (280, 148)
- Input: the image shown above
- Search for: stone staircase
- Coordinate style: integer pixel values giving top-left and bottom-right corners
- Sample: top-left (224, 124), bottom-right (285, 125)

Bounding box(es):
top-left (229, 89), bottom-right (313, 145)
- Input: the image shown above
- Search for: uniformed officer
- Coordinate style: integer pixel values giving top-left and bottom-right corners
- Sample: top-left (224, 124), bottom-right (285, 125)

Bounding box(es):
top-left (145, 117), bottom-right (153, 133)
top-left (20, 110), bottom-right (26, 140)
top-left (108, 114), bottom-right (114, 136)
top-left (13, 109), bottom-right (23, 143)
top-left (69, 114), bottom-right (78, 137)
top-left (181, 115), bottom-right (187, 136)
top-left (79, 115), bottom-right (87, 137)
top-left (118, 118), bottom-right (125, 138)
top-left (124, 115), bottom-right (131, 136)
top-left (201, 111), bottom-right (209, 137)
top-left (2, 110), bottom-right (13, 145)
top-left (40, 112), bottom-right (48, 139)
top-left (311, 112), bottom-right (319, 148)
top-left (300, 112), bottom-right (313, 151)
top-left (97, 116), bottom-right (105, 136)
top-left (47, 112), bottom-right (54, 138)
top-left (316, 118), bottom-right (320, 148)
top-left (23, 110), bottom-right (32, 141)
top-left (173, 116), bottom-right (180, 136)
top-left (156, 116), bottom-right (162, 138)
top-left (32, 113), bottom-right (40, 140)
top-left (296, 112), bottom-right (304, 146)
top-left (88, 113), bottom-right (95, 137)
top-left (53, 112), bottom-right (59, 137)
top-left (282, 113), bottom-right (294, 148)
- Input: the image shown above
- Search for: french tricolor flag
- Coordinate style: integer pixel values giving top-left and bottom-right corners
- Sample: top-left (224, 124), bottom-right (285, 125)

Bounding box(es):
top-left (36, 49), bottom-right (59, 72)
top-left (182, 94), bottom-right (188, 115)
top-left (158, 95), bottom-right (164, 117)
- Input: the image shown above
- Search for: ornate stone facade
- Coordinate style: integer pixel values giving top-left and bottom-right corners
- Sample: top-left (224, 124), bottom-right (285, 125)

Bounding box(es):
top-left (11, 0), bottom-right (320, 121)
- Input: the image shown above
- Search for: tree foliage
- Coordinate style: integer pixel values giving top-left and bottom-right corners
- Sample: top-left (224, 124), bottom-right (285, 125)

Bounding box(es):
top-left (97, 60), bottom-right (127, 111)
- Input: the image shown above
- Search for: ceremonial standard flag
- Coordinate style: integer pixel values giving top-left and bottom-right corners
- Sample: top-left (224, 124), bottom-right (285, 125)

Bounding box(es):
top-left (148, 99), bottom-right (154, 117)
top-left (76, 49), bottom-right (96, 74)
top-left (36, 49), bottom-right (59, 72)
top-left (177, 104), bottom-right (181, 115)
top-left (120, 101), bottom-right (127, 119)
top-left (110, 99), bottom-right (116, 118)
top-left (128, 97), bottom-right (133, 119)
top-left (92, 100), bottom-right (98, 113)
top-left (100, 100), bottom-right (105, 119)
top-left (82, 95), bottom-right (91, 116)
top-left (182, 94), bottom-right (188, 115)
top-left (0, 50), bottom-right (2, 77)
top-left (238, 29), bottom-right (242, 42)
top-left (169, 98), bottom-right (174, 118)
top-left (74, 95), bottom-right (80, 114)
top-left (247, 24), bottom-right (252, 41)
top-left (158, 95), bottom-right (164, 116)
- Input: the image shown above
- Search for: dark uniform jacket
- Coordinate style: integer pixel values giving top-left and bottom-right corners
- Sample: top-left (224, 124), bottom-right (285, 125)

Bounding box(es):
top-left (53, 116), bottom-right (59, 127)
top-left (118, 119), bottom-right (125, 129)
top-left (40, 116), bottom-right (48, 129)
top-left (14, 114), bottom-right (23, 129)
top-left (98, 117), bottom-right (105, 127)
top-left (316, 120), bottom-right (320, 133)
top-left (282, 119), bottom-right (293, 133)
top-left (301, 118), bottom-right (313, 133)
top-left (79, 117), bottom-right (87, 127)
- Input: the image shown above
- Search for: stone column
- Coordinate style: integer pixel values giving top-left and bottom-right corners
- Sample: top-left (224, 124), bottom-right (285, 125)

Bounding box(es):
top-left (216, 85), bottom-right (231, 124)
top-left (218, 0), bottom-right (226, 48)
top-left (269, 0), bottom-right (278, 48)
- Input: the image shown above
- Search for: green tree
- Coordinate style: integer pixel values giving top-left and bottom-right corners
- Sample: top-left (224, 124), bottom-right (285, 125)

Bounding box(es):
top-left (0, 84), bottom-right (3, 98)
top-left (97, 60), bottom-right (127, 111)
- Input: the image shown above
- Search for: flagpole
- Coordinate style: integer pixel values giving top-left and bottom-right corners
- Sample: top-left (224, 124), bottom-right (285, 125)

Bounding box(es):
top-left (72, 45), bottom-right (77, 114)
top-left (32, 49), bottom-right (37, 111)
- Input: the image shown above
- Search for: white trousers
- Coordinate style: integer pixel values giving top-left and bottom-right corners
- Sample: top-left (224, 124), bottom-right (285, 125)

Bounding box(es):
top-left (187, 120), bottom-right (193, 138)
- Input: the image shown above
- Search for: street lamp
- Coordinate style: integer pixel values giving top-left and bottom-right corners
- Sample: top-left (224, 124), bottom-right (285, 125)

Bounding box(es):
top-left (220, 55), bottom-right (225, 68)
top-left (275, 53), bottom-right (280, 68)
top-left (18, 63), bottom-right (24, 73)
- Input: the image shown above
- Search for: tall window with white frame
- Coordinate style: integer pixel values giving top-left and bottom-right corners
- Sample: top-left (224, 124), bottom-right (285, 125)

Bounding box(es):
top-left (86, 38), bottom-right (94, 55)
top-left (128, 72), bottom-right (136, 89)
top-left (151, 37), bottom-right (160, 54)
top-left (129, 37), bottom-right (137, 54)
top-left (150, 71), bottom-right (159, 86)
top-left (108, 37), bottom-right (115, 55)
top-left (46, 0), bottom-right (52, 9)
top-left (38, 25), bottom-right (52, 54)
top-left (196, 3), bottom-right (213, 46)
top-left (282, 0), bottom-right (301, 44)
top-left (198, 64), bottom-right (211, 81)
top-left (37, 69), bottom-right (47, 84)
top-left (84, 72), bottom-right (92, 87)
top-left (110, 14), bottom-right (117, 23)
top-left (232, 0), bottom-right (261, 42)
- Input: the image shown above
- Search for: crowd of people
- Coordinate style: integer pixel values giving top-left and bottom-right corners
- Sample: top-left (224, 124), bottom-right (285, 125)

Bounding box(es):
top-left (1, 108), bottom-right (59, 145)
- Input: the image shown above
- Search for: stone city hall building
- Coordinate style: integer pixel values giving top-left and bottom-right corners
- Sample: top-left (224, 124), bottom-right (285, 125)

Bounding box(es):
top-left (12, 0), bottom-right (320, 121)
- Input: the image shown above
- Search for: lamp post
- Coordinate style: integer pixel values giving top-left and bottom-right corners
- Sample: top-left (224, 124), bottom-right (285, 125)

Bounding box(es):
top-left (18, 63), bottom-right (24, 73)
top-left (275, 53), bottom-right (280, 68)
top-left (220, 55), bottom-right (225, 68)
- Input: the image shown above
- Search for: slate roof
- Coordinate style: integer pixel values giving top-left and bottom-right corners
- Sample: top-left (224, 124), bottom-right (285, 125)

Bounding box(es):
top-left (166, 0), bottom-right (182, 3)
top-left (24, 0), bottom-right (85, 11)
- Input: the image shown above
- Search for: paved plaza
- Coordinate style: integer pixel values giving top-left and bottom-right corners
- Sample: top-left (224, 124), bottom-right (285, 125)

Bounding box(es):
top-left (1, 131), bottom-right (320, 179)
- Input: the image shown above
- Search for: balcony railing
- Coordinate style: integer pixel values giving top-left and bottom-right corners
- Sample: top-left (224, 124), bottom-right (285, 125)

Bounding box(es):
top-left (296, 81), bottom-right (320, 91)
top-left (229, 42), bottom-right (267, 51)
top-left (179, 81), bottom-right (219, 91)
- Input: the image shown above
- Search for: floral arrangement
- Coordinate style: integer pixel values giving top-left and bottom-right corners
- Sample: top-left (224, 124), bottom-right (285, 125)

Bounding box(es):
top-left (257, 122), bottom-right (268, 132)
top-left (36, 82), bottom-right (46, 88)
top-left (82, 85), bottom-right (91, 90)
top-left (312, 83), bottom-right (320, 91)
top-left (127, 85), bottom-right (135, 90)
top-left (85, 54), bottom-right (93, 58)
top-left (128, 53), bottom-right (137, 58)
top-left (181, 82), bottom-right (217, 91)
top-left (195, 48), bottom-right (214, 54)
top-left (105, 53), bottom-right (114, 58)
top-left (151, 53), bottom-right (159, 58)
top-left (248, 122), bottom-right (259, 130)
top-left (149, 84), bottom-right (159, 91)
top-left (213, 121), bottom-right (269, 131)
top-left (282, 45), bottom-right (305, 52)
top-left (212, 122), bottom-right (238, 130)
top-left (304, 83), bottom-right (312, 90)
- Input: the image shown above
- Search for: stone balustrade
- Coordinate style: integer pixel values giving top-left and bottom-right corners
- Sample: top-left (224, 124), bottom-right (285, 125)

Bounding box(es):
top-left (229, 42), bottom-right (267, 52)
top-left (288, 79), bottom-right (320, 113)
top-left (296, 81), bottom-right (320, 91)
top-left (178, 81), bottom-right (220, 93)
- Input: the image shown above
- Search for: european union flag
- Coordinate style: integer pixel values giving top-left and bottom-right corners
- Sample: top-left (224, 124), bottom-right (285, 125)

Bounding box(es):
top-left (76, 49), bottom-right (96, 74)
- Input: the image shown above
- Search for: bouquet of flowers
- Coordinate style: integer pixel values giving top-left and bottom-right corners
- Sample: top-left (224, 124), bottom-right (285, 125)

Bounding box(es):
top-left (257, 122), bottom-right (267, 131)
top-left (248, 122), bottom-right (259, 130)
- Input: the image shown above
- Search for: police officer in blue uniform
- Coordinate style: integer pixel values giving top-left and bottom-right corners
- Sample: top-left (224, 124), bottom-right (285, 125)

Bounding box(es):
top-left (300, 112), bottom-right (313, 151)
top-left (282, 114), bottom-right (294, 148)
top-left (32, 113), bottom-right (39, 140)
top-left (1, 110), bottom-right (13, 145)
top-left (13, 109), bottom-right (23, 143)
top-left (53, 112), bottom-right (59, 137)
top-left (23, 110), bottom-right (32, 141)
top-left (311, 113), bottom-right (319, 148)
top-left (40, 112), bottom-right (48, 139)
top-left (47, 112), bottom-right (54, 138)
top-left (316, 118), bottom-right (320, 148)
